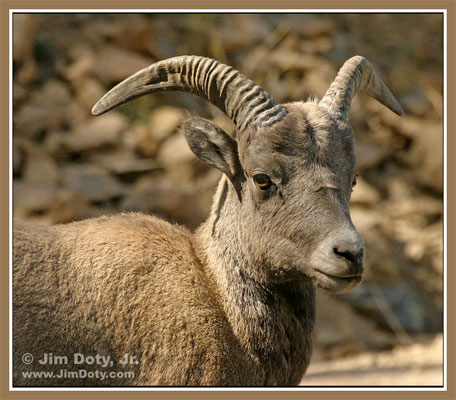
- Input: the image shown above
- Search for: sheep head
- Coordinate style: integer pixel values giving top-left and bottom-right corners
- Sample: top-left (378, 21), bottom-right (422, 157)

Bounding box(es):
top-left (92, 55), bottom-right (403, 293)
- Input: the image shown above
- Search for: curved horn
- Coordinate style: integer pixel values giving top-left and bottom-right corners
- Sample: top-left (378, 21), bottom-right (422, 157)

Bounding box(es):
top-left (92, 55), bottom-right (287, 131)
top-left (319, 56), bottom-right (404, 120)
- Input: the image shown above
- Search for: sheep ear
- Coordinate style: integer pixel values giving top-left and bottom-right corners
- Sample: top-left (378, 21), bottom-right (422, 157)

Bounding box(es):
top-left (183, 117), bottom-right (243, 194)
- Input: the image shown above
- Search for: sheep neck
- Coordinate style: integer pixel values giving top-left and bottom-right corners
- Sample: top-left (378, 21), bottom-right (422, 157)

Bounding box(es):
top-left (194, 178), bottom-right (315, 384)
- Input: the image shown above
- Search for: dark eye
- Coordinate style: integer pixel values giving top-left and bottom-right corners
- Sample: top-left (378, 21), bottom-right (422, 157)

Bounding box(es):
top-left (253, 174), bottom-right (272, 190)
top-left (352, 174), bottom-right (359, 188)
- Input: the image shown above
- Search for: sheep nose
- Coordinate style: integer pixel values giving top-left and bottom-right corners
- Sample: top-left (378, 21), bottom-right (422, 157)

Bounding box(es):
top-left (332, 235), bottom-right (364, 274)
top-left (333, 246), bottom-right (364, 266)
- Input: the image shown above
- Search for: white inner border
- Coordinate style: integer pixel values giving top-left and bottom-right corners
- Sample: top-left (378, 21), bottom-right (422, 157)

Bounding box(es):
top-left (8, 8), bottom-right (448, 392)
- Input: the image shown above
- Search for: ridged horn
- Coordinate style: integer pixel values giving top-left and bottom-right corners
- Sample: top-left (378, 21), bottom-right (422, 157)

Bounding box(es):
top-left (319, 55), bottom-right (404, 120)
top-left (92, 55), bottom-right (287, 131)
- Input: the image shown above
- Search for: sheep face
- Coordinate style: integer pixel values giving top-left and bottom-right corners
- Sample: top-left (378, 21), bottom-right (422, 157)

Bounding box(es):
top-left (184, 101), bottom-right (364, 293)
top-left (92, 55), bottom-right (402, 294)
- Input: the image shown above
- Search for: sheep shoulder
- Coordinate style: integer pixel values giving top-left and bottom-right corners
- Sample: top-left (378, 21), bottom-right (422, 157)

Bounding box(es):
top-left (13, 214), bottom-right (254, 386)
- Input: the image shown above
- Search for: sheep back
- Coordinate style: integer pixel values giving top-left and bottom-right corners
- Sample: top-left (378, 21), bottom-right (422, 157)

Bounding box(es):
top-left (13, 214), bottom-right (257, 386)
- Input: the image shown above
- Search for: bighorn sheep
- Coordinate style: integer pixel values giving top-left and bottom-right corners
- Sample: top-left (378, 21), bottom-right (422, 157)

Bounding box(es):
top-left (13, 55), bottom-right (403, 386)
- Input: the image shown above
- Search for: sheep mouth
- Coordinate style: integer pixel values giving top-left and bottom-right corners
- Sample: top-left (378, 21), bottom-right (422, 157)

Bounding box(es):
top-left (312, 269), bottom-right (362, 294)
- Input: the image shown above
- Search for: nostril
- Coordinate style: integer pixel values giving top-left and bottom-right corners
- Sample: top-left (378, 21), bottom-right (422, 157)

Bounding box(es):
top-left (333, 247), bottom-right (364, 266)
top-left (334, 248), bottom-right (355, 264)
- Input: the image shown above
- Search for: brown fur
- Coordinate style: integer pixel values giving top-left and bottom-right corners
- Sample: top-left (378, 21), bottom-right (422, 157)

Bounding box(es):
top-left (13, 91), bottom-right (380, 387)
top-left (14, 215), bottom-right (253, 386)
top-left (13, 208), bottom-right (314, 386)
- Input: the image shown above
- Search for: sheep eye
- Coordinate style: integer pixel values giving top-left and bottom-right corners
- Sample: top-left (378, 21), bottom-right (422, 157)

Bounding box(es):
top-left (352, 174), bottom-right (359, 188)
top-left (253, 174), bottom-right (272, 190)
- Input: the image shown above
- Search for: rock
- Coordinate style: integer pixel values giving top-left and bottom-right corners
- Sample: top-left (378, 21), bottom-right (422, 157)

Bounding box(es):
top-left (90, 151), bottom-right (159, 177)
top-left (299, 37), bottom-right (333, 54)
top-left (408, 124), bottom-right (443, 193)
top-left (399, 85), bottom-right (433, 117)
top-left (46, 189), bottom-right (92, 224)
top-left (65, 102), bottom-right (88, 129)
top-left (386, 179), bottom-right (442, 218)
top-left (97, 15), bottom-right (157, 54)
top-left (84, 204), bottom-right (121, 220)
top-left (301, 62), bottom-right (338, 99)
top-left (43, 131), bottom-right (69, 161)
top-left (62, 112), bottom-right (128, 153)
top-left (375, 114), bottom-right (442, 193)
top-left (355, 140), bottom-right (388, 171)
top-left (148, 106), bottom-right (185, 143)
top-left (13, 79), bottom-right (72, 138)
top-left (302, 333), bottom-right (443, 386)
top-left (13, 180), bottom-right (59, 218)
top-left (13, 139), bottom-right (26, 177)
top-left (313, 291), bottom-right (395, 360)
top-left (62, 165), bottom-right (126, 202)
top-left (13, 14), bottom-right (39, 62)
top-left (350, 208), bottom-right (382, 233)
top-left (92, 45), bottom-right (154, 85)
top-left (39, 79), bottom-right (73, 107)
top-left (62, 44), bottom-right (96, 85)
top-left (343, 283), bottom-right (426, 334)
top-left (157, 133), bottom-right (198, 175)
top-left (359, 230), bottom-right (402, 284)
top-left (350, 177), bottom-right (381, 205)
top-left (13, 82), bottom-right (29, 107)
top-left (220, 14), bottom-right (272, 54)
top-left (131, 106), bottom-right (186, 158)
top-left (122, 123), bottom-right (157, 157)
top-left (74, 78), bottom-right (107, 112)
top-left (17, 60), bottom-right (36, 90)
top-left (268, 50), bottom-right (323, 73)
top-left (423, 83), bottom-right (443, 119)
top-left (382, 176), bottom-right (443, 276)
top-left (21, 143), bottom-right (60, 184)
top-left (271, 25), bottom-right (332, 57)
top-left (296, 18), bottom-right (333, 38)
top-left (193, 168), bottom-right (222, 213)
top-left (14, 103), bottom-right (59, 139)
top-left (121, 175), bottom-right (206, 229)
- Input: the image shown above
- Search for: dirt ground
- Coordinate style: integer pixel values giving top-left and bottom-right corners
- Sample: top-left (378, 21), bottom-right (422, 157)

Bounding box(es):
top-left (300, 334), bottom-right (443, 387)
